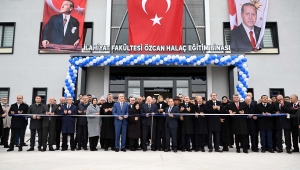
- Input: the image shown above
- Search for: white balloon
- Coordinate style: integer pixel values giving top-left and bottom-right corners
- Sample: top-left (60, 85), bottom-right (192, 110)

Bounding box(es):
top-left (239, 84), bottom-right (243, 88)
top-left (145, 61), bottom-right (149, 65)
top-left (242, 74), bottom-right (247, 78)
top-left (220, 58), bottom-right (224, 62)
top-left (68, 79), bottom-right (72, 83)
top-left (130, 62), bottom-right (134, 65)
top-left (231, 61), bottom-right (235, 65)
top-left (119, 61), bottom-right (123, 65)
top-left (74, 74), bottom-right (77, 77)
top-left (149, 59), bottom-right (152, 63)
top-left (104, 61), bottom-right (108, 65)
top-left (78, 59), bottom-right (83, 63)
top-left (70, 83), bottom-right (75, 87)
top-left (242, 87), bottom-right (247, 92)
top-left (72, 87), bottom-right (75, 90)
top-left (73, 70), bottom-right (78, 74)
top-left (239, 71), bottom-right (243, 75)
top-left (214, 59), bottom-right (219, 63)
top-left (156, 63), bottom-right (159, 65)
top-left (196, 61), bottom-right (200, 65)
top-left (89, 61), bottom-right (93, 65)
top-left (186, 59), bottom-right (191, 63)
top-left (243, 63), bottom-right (247, 68)
top-left (66, 75), bottom-right (71, 79)
top-left (163, 58), bottom-right (168, 61)
top-left (245, 68), bottom-right (249, 71)
top-left (134, 59), bottom-right (138, 63)
top-left (239, 95), bottom-right (242, 98)
top-left (71, 66), bottom-right (75, 70)
top-left (64, 90), bottom-right (69, 94)
top-left (159, 60), bottom-right (163, 64)
top-left (75, 61), bottom-right (79, 65)
top-left (210, 60), bottom-right (214, 64)
top-left (234, 58), bottom-right (239, 62)
top-left (240, 98), bottom-right (244, 101)
top-left (67, 93), bottom-right (71, 97)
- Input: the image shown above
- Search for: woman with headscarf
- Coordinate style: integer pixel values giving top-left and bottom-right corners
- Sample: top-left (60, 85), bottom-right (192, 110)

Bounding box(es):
top-left (127, 102), bottom-right (141, 151)
top-left (87, 98), bottom-right (102, 151)
top-left (220, 96), bottom-right (232, 151)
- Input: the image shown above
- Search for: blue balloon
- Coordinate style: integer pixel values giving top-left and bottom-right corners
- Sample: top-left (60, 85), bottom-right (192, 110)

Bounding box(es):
top-left (242, 58), bottom-right (247, 62)
top-left (65, 79), bottom-right (68, 83)
top-left (205, 60), bottom-right (210, 64)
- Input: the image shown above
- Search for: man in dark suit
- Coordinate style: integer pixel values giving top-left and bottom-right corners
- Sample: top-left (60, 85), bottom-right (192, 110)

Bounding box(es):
top-left (164, 98), bottom-right (180, 152)
top-left (256, 95), bottom-right (275, 153)
top-left (140, 96), bottom-right (158, 151)
top-left (60, 97), bottom-right (77, 151)
top-left (206, 93), bottom-right (224, 152)
top-left (228, 94), bottom-right (248, 153)
top-left (7, 95), bottom-right (29, 152)
top-left (273, 95), bottom-right (292, 153)
top-left (42, 97), bottom-right (58, 151)
top-left (179, 96), bottom-right (195, 152)
top-left (42, 0), bottom-right (80, 48)
top-left (194, 96), bottom-right (208, 152)
top-left (245, 96), bottom-right (258, 152)
top-left (55, 97), bottom-right (66, 150)
top-left (230, 3), bottom-right (262, 53)
top-left (156, 95), bottom-right (168, 151)
top-left (76, 95), bottom-right (89, 150)
top-left (112, 93), bottom-right (129, 152)
top-left (290, 94), bottom-right (299, 152)
top-left (75, 94), bottom-right (83, 106)
top-left (27, 96), bottom-right (46, 151)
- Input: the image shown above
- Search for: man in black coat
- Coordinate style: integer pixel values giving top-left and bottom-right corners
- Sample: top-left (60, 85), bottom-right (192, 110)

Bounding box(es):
top-left (256, 95), bottom-right (275, 153)
top-left (273, 95), bottom-right (292, 153)
top-left (76, 95), bottom-right (89, 150)
top-left (55, 97), bottom-right (66, 150)
top-left (156, 95), bottom-right (168, 151)
top-left (179, 96), bottom-right (195, 152)
top-left (27, 96), bottom-right (46, 151)
top-left (42, 97), bottom-right (58, 151)
top-left (290, 94), bottom-right (299, 152)
top-left (194, 96), bottom-right (208, 152)
top-left (228, 94), bottom-right (248, 153)
top-left (164, 98), bottom-right (180, 152)
top-left (140, 96), bottom-right (158, 151)
top-left (245, 96), bottom-right (258, 152)
top-left (7, 95), bottom-right (29, 152)
top-left (205, 93), bottom-right (224, 152)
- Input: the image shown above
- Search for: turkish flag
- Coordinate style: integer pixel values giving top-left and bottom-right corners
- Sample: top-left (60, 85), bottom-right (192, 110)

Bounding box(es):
top-left (127, 0), bottom-right (184, 52)
top-left (228, 0), bottom-right (238, 30)
top-left (41, 0), bottom-right (86, 46)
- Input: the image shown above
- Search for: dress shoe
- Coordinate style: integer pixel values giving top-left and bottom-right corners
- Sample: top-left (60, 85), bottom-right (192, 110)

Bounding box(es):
top-left (158, 148), bottom-right (162, 151)
top-left (83, 147), bottom-right (88, 151)
top-left (243, 149), bottom-right (248, 153)
top-left (55, 147), bottom-right (60, 150)
top-left (269, 149), bottom-right (275, 153)
top-left (61, 148), bottom-right (66, 151)
top-left (71, 148), bottom-right (75, 151)
top-left (181, 149), bottom-right (185, 152)
top-left (215, 149), bottom-right (222, 152)
top-left (229, 145), bottom-right (233, 148)
top-left (187, 149), bottom-right (192, 152)
top-left (208, 149), bottom-right (213, 152)
top-left (93, 148), bottom-right (98, 151)
top-left (222, 148), bottom-right (229, 152)
top-left (164, 149), bottom-right (171, 152)
top-left (236, 149), bottom-right (241, 153)
top-left (115, 148), bottom-right (119, 152)
top-left (121, 148), bottom-right (126, 152)
top-left (4, 145), bottom-right (10, 148)
top-left (195, 149), bottom-right (199, 152)
top-left (22, 143), bottom-right (28, 146)
top-left (105, 148), bottom-right (108, 151)
top-left (173, 149), bottom-right (177, 153)
top-left (49, 148), bottom-right (55, 151)
top-left (7, 148), bottom-right (14, 152)
top-left (18, 147), bottom-right (22, 151)
top-left (202, 149), bottom-right (205, 152)
top-left (27, 148), bottom-right (34, 151)
top-left (277, 149), bottom-right (283, 153)
top-left (76, 147), bottom-right (81, 150)
top-left (252, 149), bottom-right (259, 152)
top-left (292, 149), bottom-right (299, 152)
top-left (151, 148), bottom-right (156, 151)
top-left (261, 149), bottom-right (265, 153)
top-left (42, 148), bottom-right (47, 152)
top-left (287, 149), bottom-right (292, 154)
top-left (130, 149), bottom-right (136, 151)
top-left (143, 149), bottom-right (147, 152)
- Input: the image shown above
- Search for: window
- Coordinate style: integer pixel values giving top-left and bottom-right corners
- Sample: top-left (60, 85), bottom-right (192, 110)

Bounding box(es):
top-left (223, 22), bottom-right (279, 54)
top-left (0, 88), bottom-right (10, 103)
top-left (269, 88), bottom-right (284, 98)
top-left (32, 88), bottom-right (47, 105)
top-left (0, 23), bottom-right (15, 54)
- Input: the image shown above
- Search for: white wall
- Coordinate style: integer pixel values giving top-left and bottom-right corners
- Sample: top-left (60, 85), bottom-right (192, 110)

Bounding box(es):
top-left (209, 0), bottom-right (300, 101)
top-left (211, 67), bottom-right (229, 99)
top-left (0, 0), bottom-right (107, 104)
top-left (86, 67), bottom-right (105, 98)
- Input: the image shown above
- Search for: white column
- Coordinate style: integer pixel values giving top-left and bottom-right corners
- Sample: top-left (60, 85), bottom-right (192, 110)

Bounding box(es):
top-left (103, 66), bottom-right (110, 96)
top-left (206, 66), bottom-right (213, 98)
top-left (204, 0), bottom-right (211, 45)
top-left (105, 0), bottom-right (112, 45)
top-left (76, 68), bottom-right (82, 95)
top-left (233, 67), bottom-right (238, 94)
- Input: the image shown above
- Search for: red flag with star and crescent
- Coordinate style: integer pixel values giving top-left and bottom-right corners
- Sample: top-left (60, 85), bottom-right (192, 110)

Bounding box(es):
top-left (228, 0), bottom-right (238, 30)
top-left (40, 0), bottom-right (86, 52)
top-left (127, 0), bottom-right (184, 52)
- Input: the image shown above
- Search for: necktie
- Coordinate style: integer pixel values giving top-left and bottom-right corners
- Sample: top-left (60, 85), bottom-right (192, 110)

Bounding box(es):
top-left (249, 31), bottom-right (257, 51)
top-left (168, 107), bottom-right (172, 113)
top-left (198, 104), bottom-right (200, 110)
top-left (279, 104), bottom-right (282, 110)
top-left (120, 102), bottom-right (123, 109)
top-left (148, 104), bottom-right (151, 110)
top-left (49, 105), bottom-right (52, 121)
top-left (68, 105), bottom-right (70, 109)
top-left (236, 103), bottom-right (239, 110)
top-left (213, 102), bottom-right (216, 106)
top-left (185, 103), bottom-right (188, 107)
top-left (63, 16), bottom-right (67, 27)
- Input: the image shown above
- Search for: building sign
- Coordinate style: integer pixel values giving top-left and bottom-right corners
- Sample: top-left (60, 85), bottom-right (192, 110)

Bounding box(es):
top-left (228, 0), bottom-right (269, 53)
top-left (39, 0), bottom-right (87, 53)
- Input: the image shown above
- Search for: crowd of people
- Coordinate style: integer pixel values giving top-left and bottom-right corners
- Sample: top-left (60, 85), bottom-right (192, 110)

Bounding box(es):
top-left (1, 92), bottom-right (300, 154)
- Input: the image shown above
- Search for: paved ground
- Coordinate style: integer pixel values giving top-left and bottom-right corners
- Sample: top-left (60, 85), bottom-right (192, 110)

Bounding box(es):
top-left (0, 133), bottom-right (299, 170)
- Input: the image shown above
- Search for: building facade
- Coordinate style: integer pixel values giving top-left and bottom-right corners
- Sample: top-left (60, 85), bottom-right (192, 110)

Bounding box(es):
top-left (0, 0), bottom-right (299, 104)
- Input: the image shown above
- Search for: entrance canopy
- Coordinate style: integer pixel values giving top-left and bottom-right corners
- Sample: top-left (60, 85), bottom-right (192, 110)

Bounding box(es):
top-left (65, 53), bottom-right (249, 100)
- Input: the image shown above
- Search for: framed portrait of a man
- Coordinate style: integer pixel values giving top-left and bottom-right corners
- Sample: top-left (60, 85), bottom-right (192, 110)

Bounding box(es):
top-left (39, 0), bottom-right (86, 53)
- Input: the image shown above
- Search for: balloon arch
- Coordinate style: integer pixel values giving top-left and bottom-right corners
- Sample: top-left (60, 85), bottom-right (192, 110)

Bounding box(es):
top-left (65, 54), bottom-right (249, 100)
